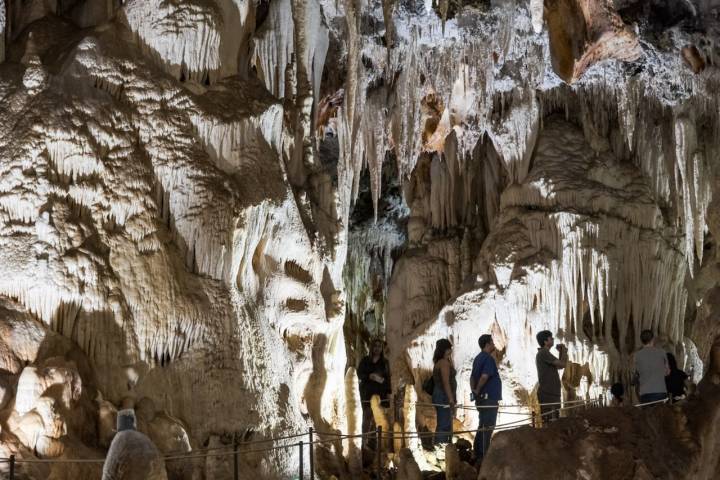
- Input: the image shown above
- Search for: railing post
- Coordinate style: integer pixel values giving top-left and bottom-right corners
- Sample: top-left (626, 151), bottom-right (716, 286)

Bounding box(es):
top-left (233, 434), bottom-right (239, 480)
top-left (308, 427), bottom-right (314, 479)
top-left (9, 455), bottom-right (15, 480)
top-left (298, 441), bottom-right (304, 480)
top-left (531, 411), bottom-right (536, 428)
top-left (377, 425), bottom-right (383, 479)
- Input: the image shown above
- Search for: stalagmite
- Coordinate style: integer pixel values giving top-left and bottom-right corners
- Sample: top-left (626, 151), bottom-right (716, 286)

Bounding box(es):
top-left (444, 443), bottom-right (461, 479)
top-left (393, 420), bottom-right (403, 453)
top-left (344, 367), bottom-right (363, 476)
top-left (371, 394), bottom-right (390, 452)
top-left (396, 448), bottom-right (423, 480)
top-left (402, 384), bottom-right (427, 470)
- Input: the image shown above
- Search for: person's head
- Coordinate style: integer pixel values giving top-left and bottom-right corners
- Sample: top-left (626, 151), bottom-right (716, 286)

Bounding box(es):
top-left (371, 339), bottom-right (384, 357)
top-left (640, 330), bottom-right (654, 346)
top-left (667, 352), bottom-right (678, 371)
top-left (478, 334), bottom-right (495, 353)
top-left (610, 382), bottom-right (624, 401)
top-left (433, 339), bottom-right (453, 363)
top-left (536, 330), bottom-right (554, 348)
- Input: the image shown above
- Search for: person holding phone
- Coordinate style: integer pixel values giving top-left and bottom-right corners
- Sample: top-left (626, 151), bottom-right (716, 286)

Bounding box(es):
top-left (535, 330), bottom-right (567, 422)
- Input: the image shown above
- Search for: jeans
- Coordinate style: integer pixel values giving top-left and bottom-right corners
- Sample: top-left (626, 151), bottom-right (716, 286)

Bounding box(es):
top-left (474, 399), bottom-right (498, 460)
top-left (639, 392), bottom-right (667, 406)
top-left (432, 388), bottom-right (453, 444)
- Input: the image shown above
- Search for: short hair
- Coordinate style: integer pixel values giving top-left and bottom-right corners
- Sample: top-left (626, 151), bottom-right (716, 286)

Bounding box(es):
top-left (640, 330), bottom-right (654, 345)
top-left (117, 409), bottom-right (137, 431)
top-left (536, 330), bottom-right (553, 347)
top-left (478, 334), bottom-right (493, 350)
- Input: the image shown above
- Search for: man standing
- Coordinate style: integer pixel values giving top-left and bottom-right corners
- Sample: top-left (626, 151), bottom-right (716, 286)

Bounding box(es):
top-left (633, 330), bottom-right (669, 405)
top-left (535, 330), bottom-right (567, 422)
top-left (357, 338), bottom-right (391, 448)
top-left (470, 334), bottom-right (502, 463)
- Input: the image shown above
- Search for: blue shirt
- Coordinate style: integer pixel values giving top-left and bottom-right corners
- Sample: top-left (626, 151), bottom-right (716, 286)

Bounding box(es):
top-left (471, 352), bottom-right (502, 401)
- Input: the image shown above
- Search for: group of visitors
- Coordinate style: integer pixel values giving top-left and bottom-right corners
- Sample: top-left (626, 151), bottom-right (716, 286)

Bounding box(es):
top-left (356, 328), bottom-right (689, 466)
top-left (611, 329), bottom-right (688, 406)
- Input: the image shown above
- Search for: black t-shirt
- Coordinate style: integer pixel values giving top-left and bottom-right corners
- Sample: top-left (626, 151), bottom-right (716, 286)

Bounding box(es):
top-left (536, 348), bottom-right (561, 397)
top-left (357, 355), bottom-right (391, 402)
top-left (666, 369), bottom-right (688, 398)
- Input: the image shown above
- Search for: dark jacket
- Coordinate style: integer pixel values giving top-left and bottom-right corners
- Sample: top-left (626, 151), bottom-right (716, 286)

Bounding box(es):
top-left (357, 355), bottom-right (391, 403)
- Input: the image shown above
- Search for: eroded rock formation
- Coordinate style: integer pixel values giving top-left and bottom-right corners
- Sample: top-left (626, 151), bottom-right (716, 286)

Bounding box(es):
top-left (480, 381), bottom-right (720, 479)
top-left (0, 0), bottom-right (719, 479)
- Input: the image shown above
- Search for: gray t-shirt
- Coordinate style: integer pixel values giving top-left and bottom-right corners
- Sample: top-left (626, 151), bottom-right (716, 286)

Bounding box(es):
top-left (634, 346), bottom-right (668, 395)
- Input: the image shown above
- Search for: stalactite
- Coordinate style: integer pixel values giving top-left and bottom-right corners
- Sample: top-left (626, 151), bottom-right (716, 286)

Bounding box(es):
top-left (0, 0), bottom-right (6, 63)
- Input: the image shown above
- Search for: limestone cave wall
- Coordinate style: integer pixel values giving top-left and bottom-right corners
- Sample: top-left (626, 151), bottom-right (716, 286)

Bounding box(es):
top-left (0, 0), bottom-right (719, 479)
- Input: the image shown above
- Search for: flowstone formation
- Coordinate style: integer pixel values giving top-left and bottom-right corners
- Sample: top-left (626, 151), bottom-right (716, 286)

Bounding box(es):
top-left (0, 0), bottom-right (719, 479)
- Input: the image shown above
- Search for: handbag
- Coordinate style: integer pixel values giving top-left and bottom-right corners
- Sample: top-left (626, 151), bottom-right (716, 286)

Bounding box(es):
top-left (422, 376), bottom-right (434, 396)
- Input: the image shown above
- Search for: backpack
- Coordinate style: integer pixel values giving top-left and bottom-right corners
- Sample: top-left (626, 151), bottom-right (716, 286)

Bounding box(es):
top-left (422, 375), bottom-right (434, 396)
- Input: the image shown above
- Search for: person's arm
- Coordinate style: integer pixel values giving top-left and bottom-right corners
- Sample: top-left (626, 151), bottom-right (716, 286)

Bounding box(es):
top-left (554, 346), bottom-right (567, 369)
top-left (631, 353), bottom-right (638, 384)
top-left (541, 349), bottom-right (565, 369)
top-left (357, 358), bottom-right (371, 383)
top-left (470, 356), bottom-right (480, 392)
top-left (664, 355), bottom-right (670, 377)
top-left (474, 373), bottom-right (490, 394)
top-left (440, 360), bottom-right (455, 405)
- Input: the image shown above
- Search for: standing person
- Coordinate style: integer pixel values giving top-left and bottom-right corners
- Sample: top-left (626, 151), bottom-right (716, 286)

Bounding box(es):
top-left (357, 338), bottom-right (391, 448)
top-left (535, 330), bottom-right (567, 422)
top-left (470, 334), bottom-right (502, 463)
top-left (633, 330), bottom-right (669, 405)
top-left (432, 338), bottom-right (456, 444)
top-left (665, 352), bottom-right (688, 403)
top-left (610, 382), bottom-right (625, 406)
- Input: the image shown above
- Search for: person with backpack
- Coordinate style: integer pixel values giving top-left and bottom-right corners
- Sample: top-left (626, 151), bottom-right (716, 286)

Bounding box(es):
top-left (429, 338), bottom-right (456, 444)
top-left (665, 352), bottom-right (688, 403)
top-left (470, 334), bottom-right (502, 463)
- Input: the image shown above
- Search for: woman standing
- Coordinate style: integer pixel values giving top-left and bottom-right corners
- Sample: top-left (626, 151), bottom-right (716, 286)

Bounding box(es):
top-left (665, 352), bottom-right (688, 403)
top-left (357, 338), bottom-right (391, 448)
top-left (432, 338), bottom-right (457, 444)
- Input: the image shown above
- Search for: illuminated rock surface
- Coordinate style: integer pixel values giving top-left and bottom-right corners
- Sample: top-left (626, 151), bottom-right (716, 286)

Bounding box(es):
top-left (0, 0), bottom-right (718, 479)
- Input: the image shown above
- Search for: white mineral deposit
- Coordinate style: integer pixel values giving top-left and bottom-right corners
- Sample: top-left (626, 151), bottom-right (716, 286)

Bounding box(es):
top-left (0, 0), bottom-right (719, 479)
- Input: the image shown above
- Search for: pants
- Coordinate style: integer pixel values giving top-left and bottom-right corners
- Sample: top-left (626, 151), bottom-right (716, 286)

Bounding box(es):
top-left (538, 392), bottom-right (561, 423)
top-left (361, 402), bottom-right (376, 449)
top-left (639, 392), bottom-right (667, 407)
top-left (474, 399), bottom-right (498, 460)
top-left (432, 388), bottom-right (453, 444)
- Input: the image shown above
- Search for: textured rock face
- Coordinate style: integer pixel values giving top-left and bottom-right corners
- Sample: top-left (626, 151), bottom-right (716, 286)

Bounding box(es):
top-left (544, 0), bottom-right (642, 83)
top-left (0, 0), bottom-right (719, 479)
top-left (479, 383), bottom-right (720, 479)
top-left (0, 1), bottom-right (345, 477)
top-left (387, 115), bottom-right (697, 428)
